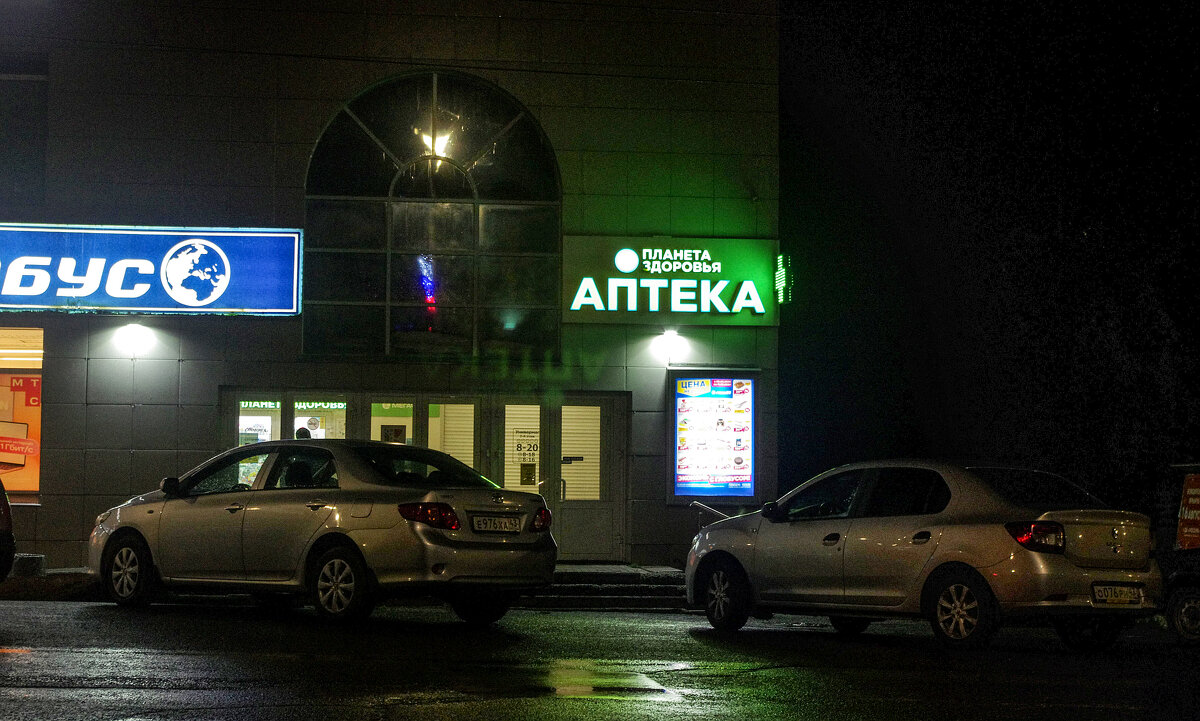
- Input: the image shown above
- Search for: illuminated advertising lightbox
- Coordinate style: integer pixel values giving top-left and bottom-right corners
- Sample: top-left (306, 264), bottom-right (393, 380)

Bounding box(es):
top-left (0, 223), bottom-right (301, 315)
top-left (674, 377), bottom-right (754, 497)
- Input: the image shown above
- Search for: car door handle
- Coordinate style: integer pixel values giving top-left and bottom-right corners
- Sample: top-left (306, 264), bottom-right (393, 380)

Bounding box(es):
top-left (305, 501), bottom-right (327, 511)
top-left (912, 531), bottom-right (932, 544)
top-left (224, 503), bottom-right (244, 513)
top-left (822, 533), bottom-right (841, 546)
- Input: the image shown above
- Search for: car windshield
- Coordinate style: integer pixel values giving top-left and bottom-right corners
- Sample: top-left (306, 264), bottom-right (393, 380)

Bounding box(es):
top-left (967, 467), bottom-right (1107, 510)
top-left (351, 444), bottom-right (499, 489)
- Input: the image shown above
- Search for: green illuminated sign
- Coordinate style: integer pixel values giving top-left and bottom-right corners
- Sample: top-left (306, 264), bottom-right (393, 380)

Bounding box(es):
top-left (562, 236), bottom-right (778, 326)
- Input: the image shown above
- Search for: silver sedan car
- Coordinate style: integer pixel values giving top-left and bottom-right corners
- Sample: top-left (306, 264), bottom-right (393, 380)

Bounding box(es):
top-left (686, 460), bottom-right (1162, 650)
top-left (88, 440), bottom-right (557, 623)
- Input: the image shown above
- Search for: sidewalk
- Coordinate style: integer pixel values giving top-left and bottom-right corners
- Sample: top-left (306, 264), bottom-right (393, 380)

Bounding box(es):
top-left (0, 562), bottom-right (685, 608)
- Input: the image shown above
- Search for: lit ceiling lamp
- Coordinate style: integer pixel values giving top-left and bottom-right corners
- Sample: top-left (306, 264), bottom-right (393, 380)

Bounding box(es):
top-left (415, 127), bottom-right (452, 169)
top-left (113, 323), bottom-right (157, 357)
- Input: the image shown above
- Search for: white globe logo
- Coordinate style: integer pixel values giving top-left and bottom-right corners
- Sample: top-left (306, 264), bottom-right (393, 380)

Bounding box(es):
top-left (160, 239), bottom-right (231, 307)
top-left (614, 248), bottom-right (639, 273)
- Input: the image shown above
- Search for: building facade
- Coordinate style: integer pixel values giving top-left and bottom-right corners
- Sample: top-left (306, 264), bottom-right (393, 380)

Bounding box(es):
top-left (0, 1), bottom-right (779, 568)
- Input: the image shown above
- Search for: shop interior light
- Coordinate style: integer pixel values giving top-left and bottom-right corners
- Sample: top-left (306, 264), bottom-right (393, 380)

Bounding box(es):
top-left (652, 329), bottom-right (690, 365)
top-left (113, 323), bottom-right (156, 357)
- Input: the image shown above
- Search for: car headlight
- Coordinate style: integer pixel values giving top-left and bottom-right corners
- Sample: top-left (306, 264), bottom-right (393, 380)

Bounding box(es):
top-left (94, 510), bottom-right (111, 527)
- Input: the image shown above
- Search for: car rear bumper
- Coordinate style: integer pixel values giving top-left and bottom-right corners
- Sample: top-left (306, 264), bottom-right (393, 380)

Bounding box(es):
top-left (980, 553), bottom-right (1163, 616)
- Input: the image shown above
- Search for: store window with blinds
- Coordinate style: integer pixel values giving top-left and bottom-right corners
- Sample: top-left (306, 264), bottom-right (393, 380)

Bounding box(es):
top-left (561, 405), bottom-right (601, 501)
top-left (303, 71), bottom-right (562, 361)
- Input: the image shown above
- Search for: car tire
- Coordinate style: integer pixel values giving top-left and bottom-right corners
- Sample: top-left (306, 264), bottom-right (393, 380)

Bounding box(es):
top-left (829, 616), bottom-right (872, 636)
top-left (925, 567), bottom-right (999, 649)
top-left (703, 558), bottom-right (751, 632)
top-left (1166, 585), bottom-right (1200, 646)
top-left (1052, 616), bottom-right (1127, 652)
top-left (310, 547), bottom-right (375, 621)
top-left (450, 593), bottom-right (512, 625)
top-left (102, 535), bottom-right (157, 607)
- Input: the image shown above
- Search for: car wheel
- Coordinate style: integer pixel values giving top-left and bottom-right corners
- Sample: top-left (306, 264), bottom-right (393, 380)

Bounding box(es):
top-left (450, 593), bottom-right (512, 625)
top-left (829, 616), bottom-right (872, 635)
top-left (703, 558), bottom-right (751, 632)
top-left (310, 547), bottom-right (375, 621)
top-left (102, 535), bottom-right (156, 607)
top-left (1167, 586), bottom-right (1200, 646)
top-left (925, 568), bottom-right (999, 649)
top-left (1052, 616), bottom-right (1127, 652)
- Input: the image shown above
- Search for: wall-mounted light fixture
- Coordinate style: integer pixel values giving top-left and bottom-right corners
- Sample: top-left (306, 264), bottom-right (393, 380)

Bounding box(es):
top-left (113, 323), bottom-right (157, 358)
top-left (651, 328), bottom-right (690, 366)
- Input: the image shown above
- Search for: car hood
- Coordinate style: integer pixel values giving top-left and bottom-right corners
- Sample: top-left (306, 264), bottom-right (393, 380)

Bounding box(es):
top-left (120, 489), bottom-right (166, 508)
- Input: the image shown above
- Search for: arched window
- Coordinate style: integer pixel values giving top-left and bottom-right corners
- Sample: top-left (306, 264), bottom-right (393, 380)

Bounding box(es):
top-left (303, 71), bottom-right (561, 359)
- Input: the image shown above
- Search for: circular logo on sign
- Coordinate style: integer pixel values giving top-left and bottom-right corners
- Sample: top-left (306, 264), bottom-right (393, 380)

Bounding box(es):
top-left (160, 239), bottom-right (231, 307)
top-left (614, 248), bottom-right (639, 273)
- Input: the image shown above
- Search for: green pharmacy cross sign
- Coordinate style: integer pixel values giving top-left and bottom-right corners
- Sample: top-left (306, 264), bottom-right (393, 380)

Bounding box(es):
top-left (562, 236), bottom-right (779, 326)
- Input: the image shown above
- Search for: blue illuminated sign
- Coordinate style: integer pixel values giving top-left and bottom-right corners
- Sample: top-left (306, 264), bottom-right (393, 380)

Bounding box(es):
top-left (0, 224), bottom-right (301, 315)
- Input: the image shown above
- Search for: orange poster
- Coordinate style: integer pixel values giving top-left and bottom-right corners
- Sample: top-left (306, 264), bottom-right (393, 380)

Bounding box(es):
top-left (0, 373), bottom-right (42, 492)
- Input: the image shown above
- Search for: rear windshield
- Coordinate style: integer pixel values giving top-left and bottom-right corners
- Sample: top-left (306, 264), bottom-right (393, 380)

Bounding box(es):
top-left (351, 445), bottom-right (499, 490)
top-left (967, 467), bottom-right (1106, 510)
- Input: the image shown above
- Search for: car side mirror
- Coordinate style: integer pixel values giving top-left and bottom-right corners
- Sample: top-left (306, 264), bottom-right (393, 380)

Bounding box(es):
top-left (761, 501), bottom-right (783, 522)
top-left (160, 477), bottom-right (181, 497)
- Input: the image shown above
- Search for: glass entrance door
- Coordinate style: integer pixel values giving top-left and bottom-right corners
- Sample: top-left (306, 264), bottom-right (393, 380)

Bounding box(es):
top-left (551, 395), bottom-right (626, 561)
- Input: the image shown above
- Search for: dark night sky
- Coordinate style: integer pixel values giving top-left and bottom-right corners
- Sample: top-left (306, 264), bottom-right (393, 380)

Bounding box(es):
top-left (776, 2), bottom-right (1198, 513)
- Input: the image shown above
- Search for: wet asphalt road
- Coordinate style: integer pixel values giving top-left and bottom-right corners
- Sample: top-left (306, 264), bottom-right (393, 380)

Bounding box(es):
top-left (0, 599), bottom-right (1195, 721)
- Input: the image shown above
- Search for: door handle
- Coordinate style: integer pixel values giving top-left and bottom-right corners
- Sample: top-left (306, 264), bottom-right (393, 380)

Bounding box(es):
top-left (305, 501), bottom-right (327, 511)
top-left (912, 531), bottom-right (932, 544)
top-left (224, 503), bottom-right (244, 513)
top-left (560, 478), bottom-right (566, 500)
top-left (822, 532), bottom-right (841, 546)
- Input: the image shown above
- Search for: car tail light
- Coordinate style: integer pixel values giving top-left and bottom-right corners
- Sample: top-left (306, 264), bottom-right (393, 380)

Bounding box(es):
top-left (398, 503), bottom-right (460, 531)
top-left (531, 507), bottom-right (552, 532)
top-left (1005, 521), bottom-right (1065, 554)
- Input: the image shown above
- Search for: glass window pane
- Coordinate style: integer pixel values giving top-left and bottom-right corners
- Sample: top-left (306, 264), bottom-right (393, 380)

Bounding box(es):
top-left (478, 309), bottom-right (559, 359)
top-left (303, 305), bottom-right (385, 356)
top-left (479, 205), bottom-right (559, 252)
top-left (391, 202), bottom-right (473, 251)
top-left (562, 406), bottom-right (601, 500)
top-left (306, 111), bottom-right (398, 197)
top-left (306, 200), bottom-right (386, 249)
top-left (238, 399), bottom-right (281, 444)
top-left (392, 158), bottom-right (473, 199)
top-left (470, 117), bottom-right (559, 201)
top-left (503, 404), bottom-right (540, 490)
top-left (370, 402), bottom-right (414, 443)
top-left (428, 403), bottom-right (475, 466)
top-left (477, 256), bottom-right (558, 306)
top-left (391, 254), bottom-right (473, 306)
top-left (294, 399), bottom-right (347, 439)
top-left (390, 306), bottom-right (472, 354)
top-left (304, 251), bottom-right (386, 302)
top-left (347, 75), bottom-right (432, 165)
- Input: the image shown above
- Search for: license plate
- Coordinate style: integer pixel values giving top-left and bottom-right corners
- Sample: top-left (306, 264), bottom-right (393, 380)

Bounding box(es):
top-left (472, 515), bottom-right (521, 533)
top-left (1092, 584), bottom-right (1141, 604)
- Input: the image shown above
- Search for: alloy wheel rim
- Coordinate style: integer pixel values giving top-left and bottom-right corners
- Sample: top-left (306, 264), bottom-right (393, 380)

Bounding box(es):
top-left (111, 547), bottom-right (139, 598)
top-left (1180, 598), bottom-right (1200, 637)
top-left (707, 570), bottom-right (731, 620)
top-left (317, 559), bottom-right (355, 613)
top-left (936, 583), bottom-right (979, 639)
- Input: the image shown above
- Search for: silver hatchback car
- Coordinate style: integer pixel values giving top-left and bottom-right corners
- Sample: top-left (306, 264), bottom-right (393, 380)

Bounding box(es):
top-left (686, 460), bottom-right (1162, 650)
top-left (88, 440), bottom-right (557, 623)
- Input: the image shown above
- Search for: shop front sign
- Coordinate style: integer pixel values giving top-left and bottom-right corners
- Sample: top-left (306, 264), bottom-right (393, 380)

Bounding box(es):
top-left (563, 236), bottom-right (778, 326)
top-left (674, 377), bottom-right (754, 498)
top-left (0, 223), bottom-right (301, 315)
